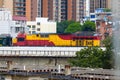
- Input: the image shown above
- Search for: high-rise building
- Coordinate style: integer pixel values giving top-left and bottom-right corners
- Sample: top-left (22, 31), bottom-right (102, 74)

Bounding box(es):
top-left (0, 0), bottom-right (4, 8)
top-left (0, 0), bottom-right (13, 15)
top-left (0, 0), bottom-right (111, 22)
top-left (41, 0), bottom-right (85, 22)
top-left (41, 0), bottom-right (110, 22)
top-left (67, 0), bottom-right (85, 21)
top-left (90, 0), bottom-right (110, 13)
top-left (13, 0), bottom-right (26, 17)
top-left (0, 0), bottom-right (41, 21)
top-left (14, 0), bottom-right (42, 21)
top-left (26, 0), bottom-right (37, 21)
top-left (107, 0), bottom-right (111, 9)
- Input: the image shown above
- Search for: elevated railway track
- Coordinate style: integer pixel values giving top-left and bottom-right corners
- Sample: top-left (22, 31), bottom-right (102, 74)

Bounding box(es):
top-left (0, 47), bottom-right (105, 57)
top-left (0, 46), bottom-right (106, 72)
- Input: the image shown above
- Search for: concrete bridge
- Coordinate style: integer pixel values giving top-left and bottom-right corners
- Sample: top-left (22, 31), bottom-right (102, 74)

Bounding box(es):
top-left (0, 47), bottom-right (105, 70)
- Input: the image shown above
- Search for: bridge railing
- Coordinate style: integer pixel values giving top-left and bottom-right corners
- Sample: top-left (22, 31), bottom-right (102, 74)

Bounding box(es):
top-left (0, 47), bottom-right (105, 57)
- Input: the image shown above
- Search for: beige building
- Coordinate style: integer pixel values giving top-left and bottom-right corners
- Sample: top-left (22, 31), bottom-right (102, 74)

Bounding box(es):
top-left (27, 17), bottom-right (56, 34)
top-left (0, 0), bottom-right (13, 15)
top-left (0, 0), bottom-right (3, 8)
top-left (0, 0), bottom-right (41, 21)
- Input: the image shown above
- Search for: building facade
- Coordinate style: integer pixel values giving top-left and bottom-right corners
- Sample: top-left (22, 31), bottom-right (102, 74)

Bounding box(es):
top-left (13, 0), bottom-right (26, 17)
top-left (96, 12), bottom-right (112, 40)
top-left (0, 0), bottom-right (13, 15)
top-left (0, 0), bottom-right (111, 22)
top-left (0, 8), bottom-right (12, 34)
top-left (27, 17), bottom-right (56, 34)
top-left (90, 0), bottom-right (111, 13)
top-left (0, 0), bottom-right (41, 21)
top-left (41, 0), bottom-right (86, 22)
top-left (41, 0), bottom-right (111, 22)
top-left (0, 8), bottom-right (27, 37)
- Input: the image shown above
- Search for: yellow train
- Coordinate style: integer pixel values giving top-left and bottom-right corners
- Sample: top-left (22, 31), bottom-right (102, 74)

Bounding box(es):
top-left (12, 32), bottom-right (100, 47)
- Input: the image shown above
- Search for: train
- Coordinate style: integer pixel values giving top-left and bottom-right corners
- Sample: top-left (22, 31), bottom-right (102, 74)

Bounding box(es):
top-left (0, 32), bottom-right (101, 47)
top-left (0, 34), bottom-right (12, 46)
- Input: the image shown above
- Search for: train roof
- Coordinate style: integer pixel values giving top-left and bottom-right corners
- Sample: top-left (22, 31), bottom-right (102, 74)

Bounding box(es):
top-left (18, 31), bottom-right (100, 37)
top-left (73, 31), bottom-right (99, 36)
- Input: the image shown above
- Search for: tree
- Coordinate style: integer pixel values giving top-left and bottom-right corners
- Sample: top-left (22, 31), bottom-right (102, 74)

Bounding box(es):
top-left (69, 47), bottom-right (104, 68)
top-left (102, 36), bottom-right (114, 69)
top-left (81, 21), bottom-right (96, 31)
top-left (57, 20), bottom-right (75, 33)
top-left (69, 36), bottom-right (114, 69)
top-left (64, 22), bottom-right (82, 33)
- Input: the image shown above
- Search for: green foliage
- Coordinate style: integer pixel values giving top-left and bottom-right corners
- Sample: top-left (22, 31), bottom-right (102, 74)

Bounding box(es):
top-left (57, 20), bottom-right (75, 33)
top-left (69, 47), bottom-right (104, 68)
top-left (57, 20), bottom-right (96, 33)
top-left (69, 36), bottom-right (114, 69)
top-left (102, 36), bottom-right (114, 69)
top-left (64, 22), bottom-right (81, 33)
top-left (103, 8), bottom-right (111, 12)
top-left (81, 21), bottom-right (96, 31)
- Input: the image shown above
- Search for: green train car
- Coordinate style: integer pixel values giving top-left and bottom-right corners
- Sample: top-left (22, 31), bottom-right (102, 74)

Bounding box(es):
top-left (0, 34), bottom-right (12, 46)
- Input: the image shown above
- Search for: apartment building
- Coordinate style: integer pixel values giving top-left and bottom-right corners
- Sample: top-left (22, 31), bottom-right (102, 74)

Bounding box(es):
top-left (41, 0), bottom-right (85, 22)
top-left (41, 0), bottom-right (111, 22)
top-left (13, 0), bottom-right (26, 17)
top-left (0, 0), bottom-right (13, 15)
top-left (0, 0), bottom-right (111, 22)
top-left (0, 0), bottom-right (41, 21)
top-left (0, 0), bottom-right (4, 8)
top-left (90, 0), bottom-right (110, 13)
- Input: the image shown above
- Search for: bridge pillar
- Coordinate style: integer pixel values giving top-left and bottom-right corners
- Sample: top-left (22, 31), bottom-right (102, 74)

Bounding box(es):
top-left (7, 61), bottom-right (13, 70)
top-left (64, 65), bottom-right (71, 75)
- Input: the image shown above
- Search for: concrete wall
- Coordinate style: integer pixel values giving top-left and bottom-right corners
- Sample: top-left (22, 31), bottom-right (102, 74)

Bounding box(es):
top-left (5, 75), bottom-right (48, 80)
top-left (0, 57), bottom-right (70, 70)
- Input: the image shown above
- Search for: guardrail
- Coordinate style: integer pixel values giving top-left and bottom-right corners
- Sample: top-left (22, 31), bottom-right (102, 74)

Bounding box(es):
top-left (0, 47), bottom-right (105, 57)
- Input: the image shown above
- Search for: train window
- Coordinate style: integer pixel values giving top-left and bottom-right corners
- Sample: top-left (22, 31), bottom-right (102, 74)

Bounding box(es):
top-left (17, 38), bottom-right (25, 42)
top-left (2, 39), bottom-right (6, 45)
top-left (32, 31), bottom-right (36, 34)
top-left (41, 34), bottom-right (49, 37)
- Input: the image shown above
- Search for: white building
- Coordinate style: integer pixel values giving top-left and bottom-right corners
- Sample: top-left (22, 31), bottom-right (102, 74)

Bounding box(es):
top-left (27, 17), bottom-right (56, 34)
top-left (0, 8), bottom-right (27, 38)
top-left (0, 8), bottom-right (12, 35)
top-left (12, 16), bottom-right (27, 37)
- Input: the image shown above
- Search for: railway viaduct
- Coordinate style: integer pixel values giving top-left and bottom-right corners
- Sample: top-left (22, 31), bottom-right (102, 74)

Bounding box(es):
top-left (0, 47), bottom-right (105, 70)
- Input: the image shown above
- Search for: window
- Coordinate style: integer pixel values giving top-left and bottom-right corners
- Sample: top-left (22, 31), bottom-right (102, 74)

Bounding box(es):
top-left (32, 25), bottom-right (36, 30)
top-left (37, 22), bottom-right (40, 25)
top-left (41, 34), bottom-right (49, 37)
top-left (37, 28), bottom-right (40, 31)
top-left (27, 25), bottom-right (31, 28)
top-left (29, 31), bottom-right (31, 34)
top-left (3, 39), bottom-right (6, 45)
top-left (15, 27), bottom-right (20, 33)
top-left (32, 25), bottom-right (36, 28)
top-left (32, 31), bottom-right (36, 34)
top-left (17, 38), bottom-right (24, 42)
